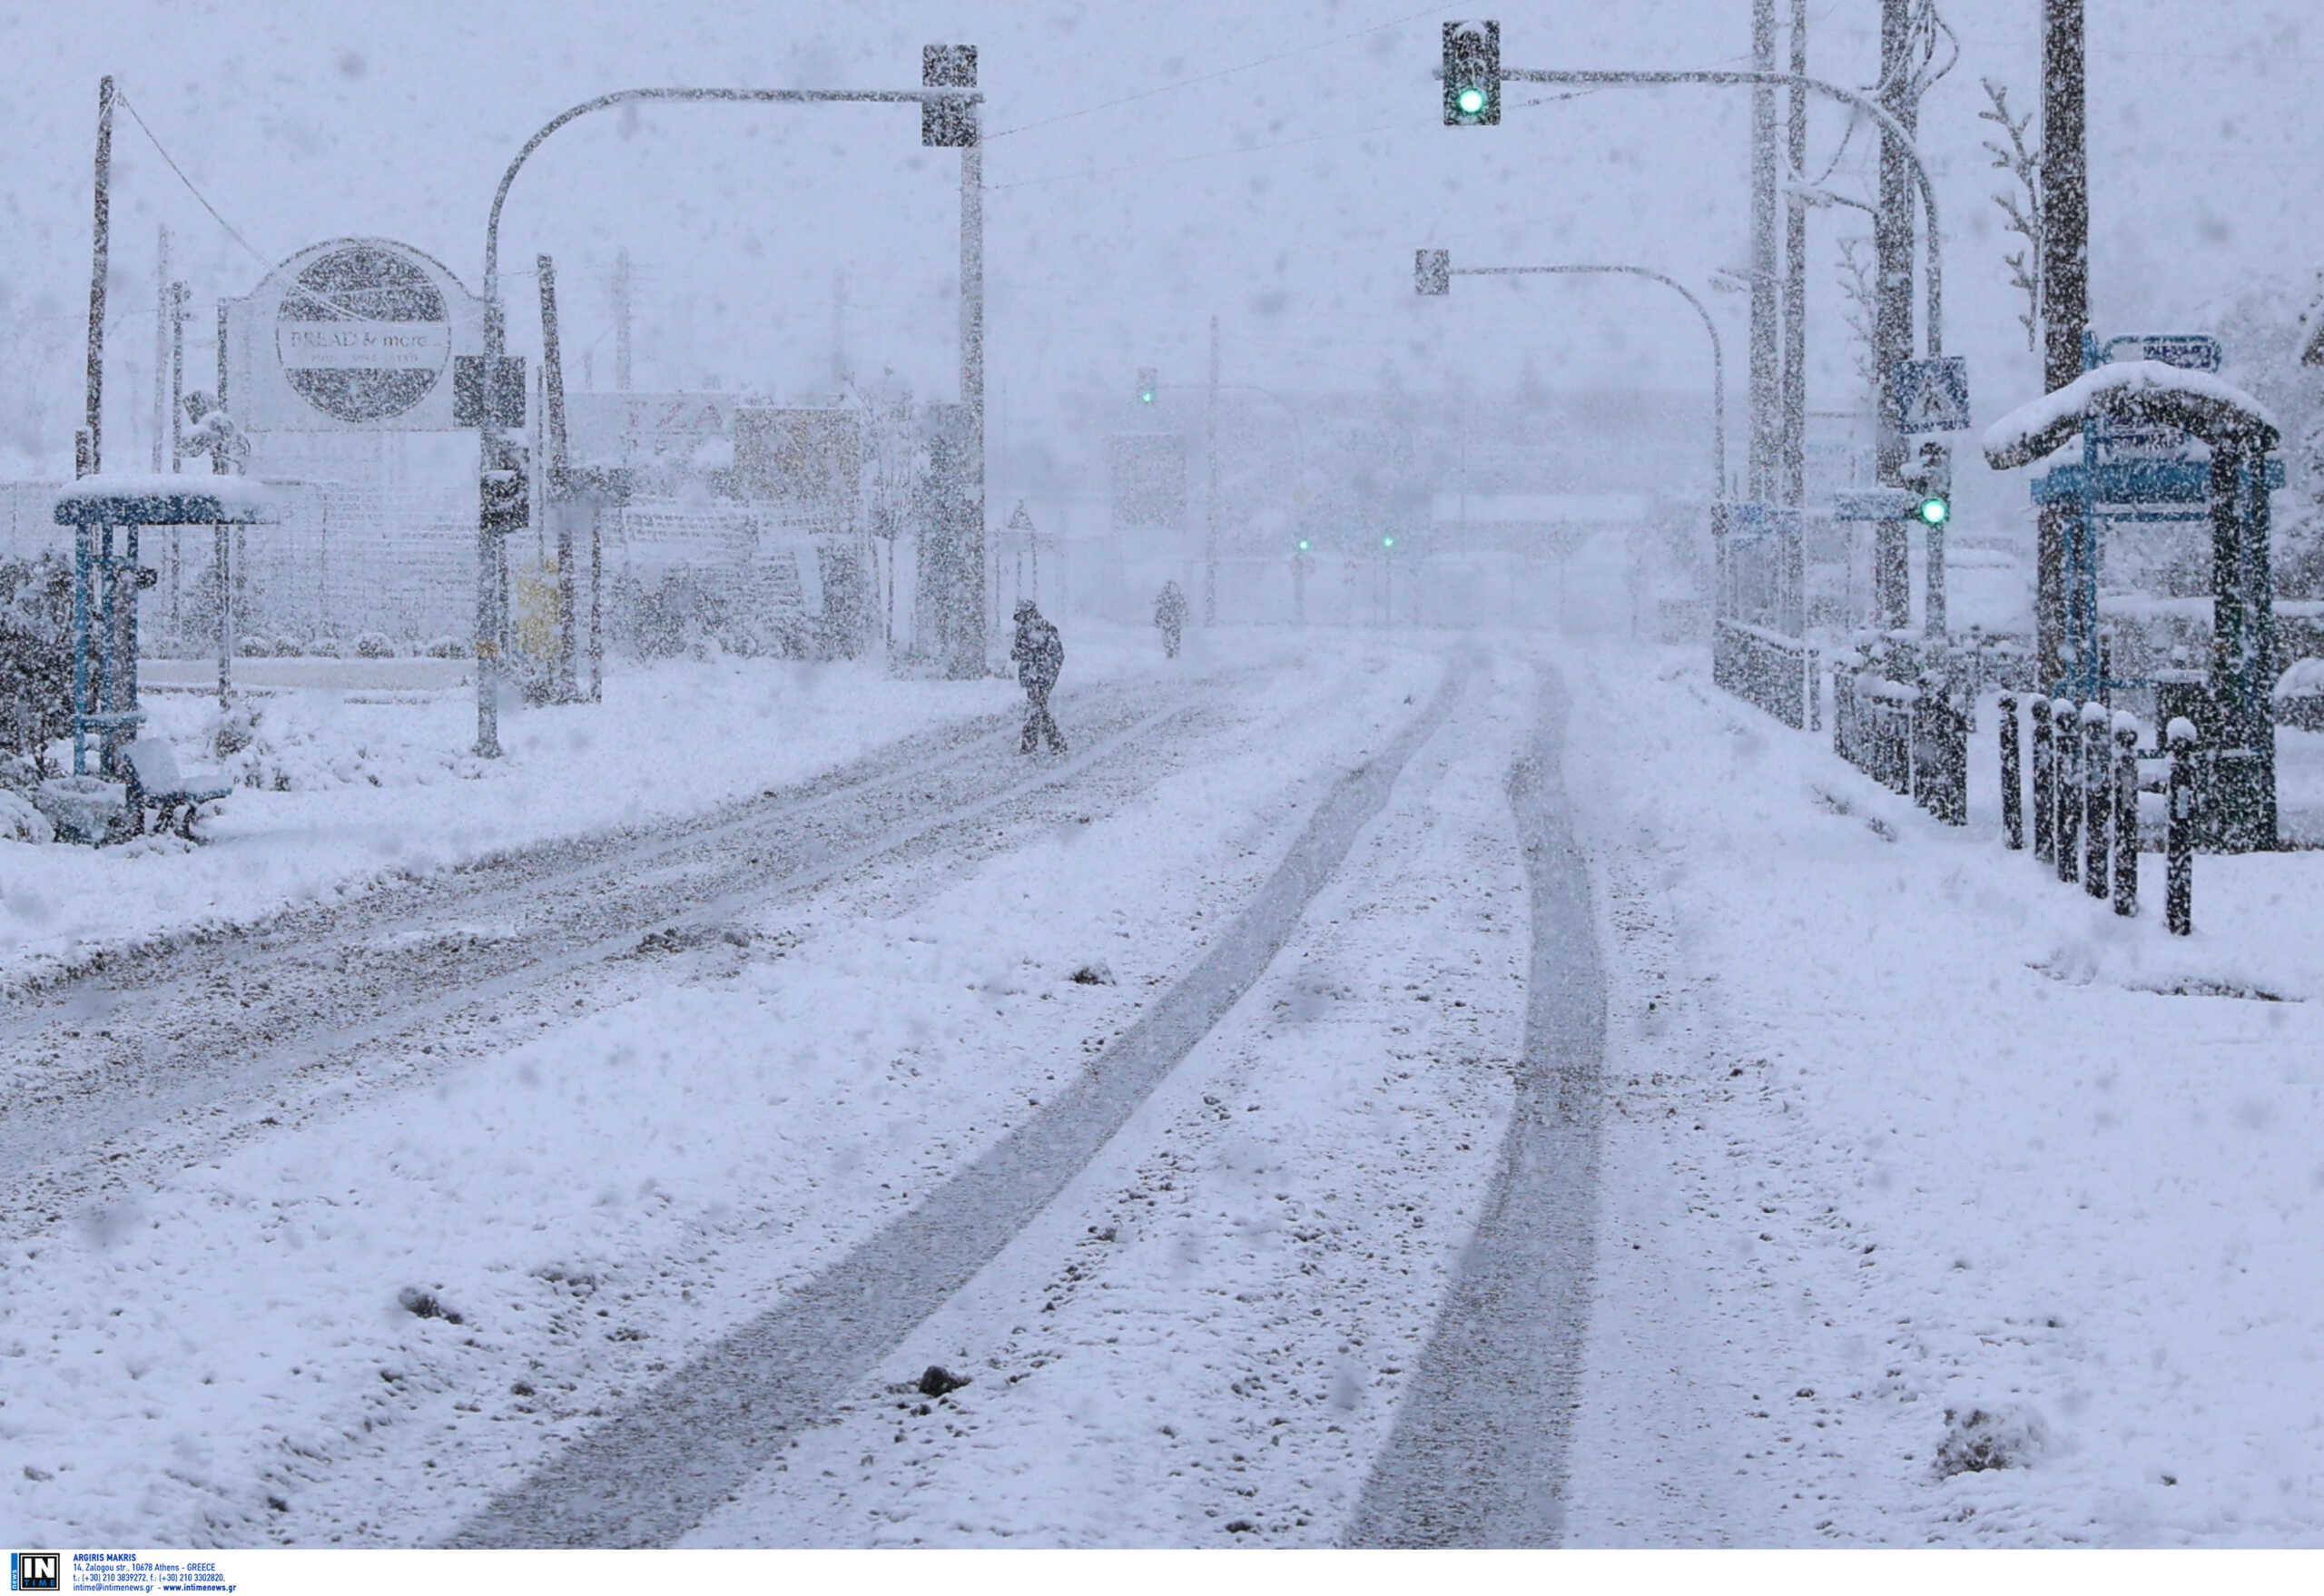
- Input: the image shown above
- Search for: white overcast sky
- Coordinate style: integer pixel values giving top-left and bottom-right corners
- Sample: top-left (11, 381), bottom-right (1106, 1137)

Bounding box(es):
top-left (4, 0), bottom-right (2319, 469)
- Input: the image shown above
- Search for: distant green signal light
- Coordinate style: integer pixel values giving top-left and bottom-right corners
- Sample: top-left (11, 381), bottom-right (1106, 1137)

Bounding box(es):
top-left (1382, 536), bottom-right (1395, 548)
top-left (1916, 495), bottom-right (1950, 527)
top-left (1296, 538), bottom-right (1310, 551)
top-left (1455, 85), bottom-right (1487, 116)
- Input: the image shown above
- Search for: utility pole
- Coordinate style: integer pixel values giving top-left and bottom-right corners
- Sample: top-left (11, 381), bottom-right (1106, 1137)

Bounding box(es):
top-left (937, 44), bottom-right (989, 677)
top-left (2038, 0), bottom-right (2087, 690)
top-left (1205, 313), bottom-right (1221, 626)
top-left (538, 254), bottom-right (578, 703)
top-left (82, 76), bottom-right (115, 478)
top-left (1749, 0), bottom-right (1779, 505)
top-left (1780, 0), bottom-right (1809, 626)
top-left (1874, 0), bottom-right (1919, 628)
top-left (152, 225), bottom-right (171, 473)
top-left (613, 249), bottom-right (634, 393)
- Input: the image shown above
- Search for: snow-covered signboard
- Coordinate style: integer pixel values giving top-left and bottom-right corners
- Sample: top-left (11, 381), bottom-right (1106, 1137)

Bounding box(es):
top-left (1891, 355), bottom-right (1970, 435)
top-left (222, 238), bottom-right (488, 432)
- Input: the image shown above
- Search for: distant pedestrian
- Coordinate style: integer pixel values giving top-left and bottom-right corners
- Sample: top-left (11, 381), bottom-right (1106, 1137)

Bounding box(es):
top-left (1011, 599), bottom-right (1067, 754)
top-left (1154, 579), bottom-right (1187, 658)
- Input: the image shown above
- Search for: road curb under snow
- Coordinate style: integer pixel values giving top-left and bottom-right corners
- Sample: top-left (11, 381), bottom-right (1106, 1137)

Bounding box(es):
top-left (1344, 661), bottom-right (1608, 1548)
top-left (451, 659), bottom-right (1471, 1548)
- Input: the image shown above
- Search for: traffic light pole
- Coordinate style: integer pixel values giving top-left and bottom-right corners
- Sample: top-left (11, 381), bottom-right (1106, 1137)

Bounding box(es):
top-left (1483, 67), bottom-right (1945, 360)
top-left (469, 78), bottom-right (982, 756)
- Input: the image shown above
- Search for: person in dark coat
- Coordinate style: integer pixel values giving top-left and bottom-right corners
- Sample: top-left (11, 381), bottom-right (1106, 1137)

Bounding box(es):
top-left (1010, 599), bottom-right (1067, 754)
top-left (1153, 579), bottom-right (1187, 658)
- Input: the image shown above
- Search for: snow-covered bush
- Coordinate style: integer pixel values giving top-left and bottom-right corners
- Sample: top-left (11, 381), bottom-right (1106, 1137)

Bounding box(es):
top-left (424, 635), bottom-right (467, 659)
top-left (0, 788), bottom-right (53, 844)
top-left (306, 635), bottom-right (343, 658)
top-left (271, 635), bottom-right (301, 657)
top-left (354, 632), bottom-right (397, 658)
top-left (2273, 657), bottom-right (2324, 732)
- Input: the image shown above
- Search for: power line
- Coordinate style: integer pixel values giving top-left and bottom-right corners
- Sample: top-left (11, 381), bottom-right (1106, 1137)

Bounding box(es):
top-left (983, 2), bottom-right (1442, 142)
top-left (113, 90), bottom-right (272, 270)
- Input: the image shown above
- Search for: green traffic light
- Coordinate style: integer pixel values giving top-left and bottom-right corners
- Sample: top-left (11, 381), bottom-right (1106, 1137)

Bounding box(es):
top-left (1296, 539), bottom-right (1310, 551)
top-left (1917, 496), bottom-right (1950, 527)
top-left (1382, 536), bottom-right (1395, 548)
top-left (1455, 85), bottom-right (1486, 116)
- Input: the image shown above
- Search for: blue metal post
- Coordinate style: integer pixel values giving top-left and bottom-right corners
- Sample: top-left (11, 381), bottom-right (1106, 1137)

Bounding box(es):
top-left (71, 527), bottom-right (92, 775)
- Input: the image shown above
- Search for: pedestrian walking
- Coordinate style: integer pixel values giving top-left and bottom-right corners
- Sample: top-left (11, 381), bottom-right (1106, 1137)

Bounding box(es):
top-left (1010, 599), bottom-right (1067, 754)
top-left (1153, 579), bottom-right (1187, 658)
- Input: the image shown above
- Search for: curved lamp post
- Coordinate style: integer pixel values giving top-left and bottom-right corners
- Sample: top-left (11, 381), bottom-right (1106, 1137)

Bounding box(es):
top-left (1416, 254), bottom-right (1725, 499)
top-left (1486, 67), bottom-right (1944, 357)
top-left (469, 78), bottom-right (981, 757)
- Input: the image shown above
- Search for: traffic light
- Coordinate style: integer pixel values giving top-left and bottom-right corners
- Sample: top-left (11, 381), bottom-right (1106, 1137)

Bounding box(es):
top-left (922, 44), bottom-right (978, 147)
top-left (1415, 249), bottom-right (1451, 296)
top-left (1382, 535), bottom-right (1396, 549)
top-left (1905, 440), bottom-right (1953, 527)
top-left (1137, 367), bottom-right (1158, 405)
top-left (480, 441), bottom-right (530, 535)
top-left (1296, 538), bottom-right (1311, 551)
top-left (1442, 20), bottom-right (1501, 126)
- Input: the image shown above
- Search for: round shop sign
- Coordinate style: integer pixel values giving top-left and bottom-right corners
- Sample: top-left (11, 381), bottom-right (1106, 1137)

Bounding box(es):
top-left (273, 241), bottom-right (451, 423)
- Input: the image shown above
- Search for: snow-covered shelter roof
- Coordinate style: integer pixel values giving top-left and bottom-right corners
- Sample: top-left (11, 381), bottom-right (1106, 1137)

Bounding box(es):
top-left (53, 473), bottom-right (281, 525)
top-left (1982, 360), bottom-right (2278, 471)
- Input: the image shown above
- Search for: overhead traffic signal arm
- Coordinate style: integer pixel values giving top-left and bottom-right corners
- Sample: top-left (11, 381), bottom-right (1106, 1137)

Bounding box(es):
top-left (1442, 20), bottom-right (1501, 126)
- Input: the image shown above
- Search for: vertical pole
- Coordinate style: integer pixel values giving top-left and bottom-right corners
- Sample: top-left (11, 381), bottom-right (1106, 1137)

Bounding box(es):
top-left (72, 529), bottom-right (91, 775)
top-left (1748, 0), bottom-right (1779, 507)
top-left (2165, 719), bottom-right (2194, 934)
top-left (1874, 0), bottom-right (1917, 629)
top-left (215, 303), bottom-right (232, 711)
top-left (151, 224), bottom-right (171, 473)
top-left (955, 74), bottom-right (988, 678)
top-left (477, 296), bottom-right (505, 759)
top-left (2039, 0), bottom-right (2088, 691)
top-left (1780, 0), bottom-right (1808, 517)
top-left (84, 76), bottom-right (116, 478)
top-left (169, 280), bottom-right (187, 637)
top-left (589, 500), bottom-right (604, 702)
top-left (2053, 695), bottom-right (2080, 882)
top-left (2112, 719), bottom-right (2139, 915)
top-left (613, 249), bottom-right (634, 393)
top-left (1205, 312), bottom-right (1221, 627)
top-left (1999, 693), bottom-right (2024, 848)
top-left (2083, 702), bottom-right (2108, 897)
top-left (538, 253), bottom-right (578, 703)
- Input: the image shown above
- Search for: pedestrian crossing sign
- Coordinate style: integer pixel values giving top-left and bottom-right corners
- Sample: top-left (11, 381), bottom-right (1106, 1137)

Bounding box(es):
top-left (1893, 355), bottom-right (1970, 435)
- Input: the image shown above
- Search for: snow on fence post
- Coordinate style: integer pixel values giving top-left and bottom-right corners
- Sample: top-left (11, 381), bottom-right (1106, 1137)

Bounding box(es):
top-left (2029, 695), bottom-right (2053, 862)
top-left (2166, 717), bottom-right (2197, 935)
top-left (2082, 701), bottom-right (2111, 900)
top-left (1998, 693), bottom-right (2024, 849)
top-left (2053, 696), bottom-right (2081, 884)
top-left (2112, 714), bottom-right (2140, 917)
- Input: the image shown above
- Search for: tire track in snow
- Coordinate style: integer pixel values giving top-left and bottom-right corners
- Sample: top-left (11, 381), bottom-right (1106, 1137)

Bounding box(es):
top-left (1343, 660), bottom-right (1608, 1548)
top-left (450, 660), bottom-right (1472, 1548)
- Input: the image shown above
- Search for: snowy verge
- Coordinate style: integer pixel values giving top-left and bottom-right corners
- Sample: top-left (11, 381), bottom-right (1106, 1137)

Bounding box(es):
top-left (0, 621), bottom-right (1195, 983)
top-left (1559, 641), bottom-right (2324, 1548)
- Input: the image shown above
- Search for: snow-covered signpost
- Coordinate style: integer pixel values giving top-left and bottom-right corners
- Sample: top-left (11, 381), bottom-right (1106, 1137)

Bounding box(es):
top-left (468, 62), bottom-right (986, 756)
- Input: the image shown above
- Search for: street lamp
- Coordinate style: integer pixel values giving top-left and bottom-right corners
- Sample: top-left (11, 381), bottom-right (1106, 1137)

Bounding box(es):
top-left (1417, 252), bottom-right (1727, 502)
top-left (467, 70), bottom-right (983, 756)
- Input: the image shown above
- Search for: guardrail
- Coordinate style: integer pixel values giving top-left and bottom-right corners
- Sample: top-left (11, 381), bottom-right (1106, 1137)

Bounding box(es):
top-left (1713, 617), bottom-right (1818, 730)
